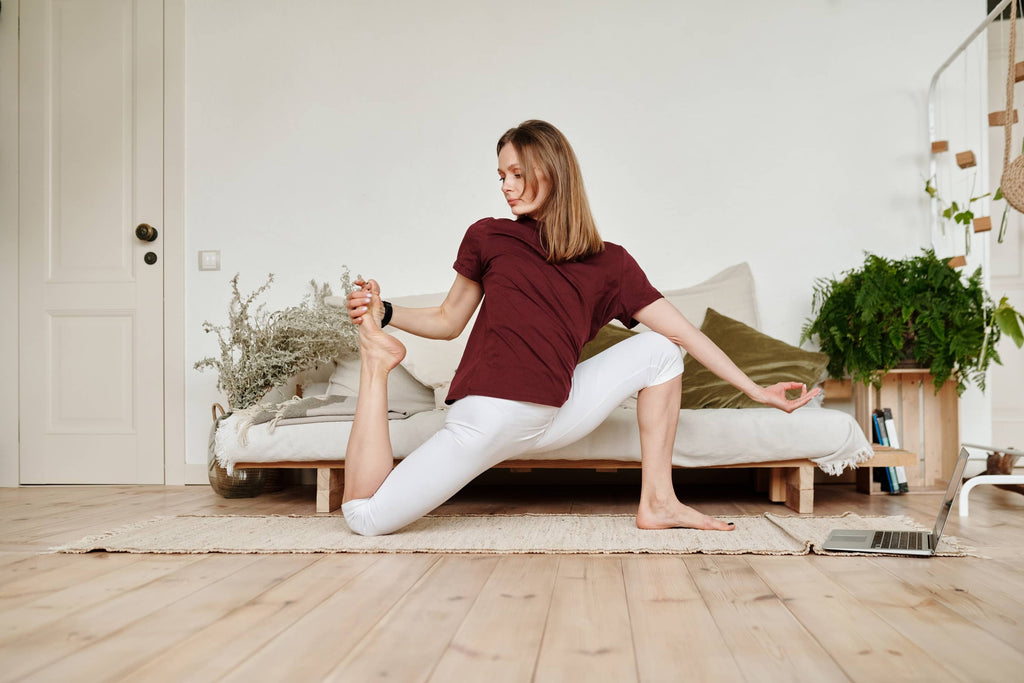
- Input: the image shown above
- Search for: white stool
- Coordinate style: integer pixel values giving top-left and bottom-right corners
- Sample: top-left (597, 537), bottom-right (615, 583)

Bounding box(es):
top-left (958, 443), bottom-right (1024, 516)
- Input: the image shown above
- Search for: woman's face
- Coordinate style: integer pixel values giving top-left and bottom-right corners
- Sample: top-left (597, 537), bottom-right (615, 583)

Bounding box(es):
top-left (498, 143), bottom-right (551, 218)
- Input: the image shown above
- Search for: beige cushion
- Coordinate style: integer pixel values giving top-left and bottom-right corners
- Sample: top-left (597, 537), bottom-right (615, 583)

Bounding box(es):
top-left (388, 291), bottom-right (478, 409)
top-left (631, 262), bottom-right (760, 332)
top-left (327, 357), bottom-right (436, 415)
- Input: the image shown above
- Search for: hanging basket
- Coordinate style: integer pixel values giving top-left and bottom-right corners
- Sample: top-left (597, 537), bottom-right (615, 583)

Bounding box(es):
top-left (1001, 0), bottom-right (1024, 212)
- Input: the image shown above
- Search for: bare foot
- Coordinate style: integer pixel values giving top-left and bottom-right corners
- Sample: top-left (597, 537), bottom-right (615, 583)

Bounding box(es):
top-left (358, 295), bottom-right (406, 374)
top-left (636, 498), bottom-right (736, 531)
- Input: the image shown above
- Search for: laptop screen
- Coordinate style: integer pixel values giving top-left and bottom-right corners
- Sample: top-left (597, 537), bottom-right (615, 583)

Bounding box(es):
top-left (932, 447), bottom-right (971, 542)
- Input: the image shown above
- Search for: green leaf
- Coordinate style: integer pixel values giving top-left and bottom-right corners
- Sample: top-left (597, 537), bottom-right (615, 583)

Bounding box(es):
top-left (994, 305), bottom-right (1024, 348)
top-left (995, 187), bottom-right (1004, 200)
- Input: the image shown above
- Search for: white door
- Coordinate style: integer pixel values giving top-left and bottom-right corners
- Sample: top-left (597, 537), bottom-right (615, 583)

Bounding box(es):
top-left (19, 0), bottom-right (165, 484)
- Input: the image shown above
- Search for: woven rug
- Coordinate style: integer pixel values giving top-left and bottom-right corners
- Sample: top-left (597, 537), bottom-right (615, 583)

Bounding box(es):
top-left (52, 512), bottom-right (974, 556)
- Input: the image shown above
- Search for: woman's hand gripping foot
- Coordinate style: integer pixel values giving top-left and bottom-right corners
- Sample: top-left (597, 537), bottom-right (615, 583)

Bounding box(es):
top-left (347, 278), bottom-right (406, 373)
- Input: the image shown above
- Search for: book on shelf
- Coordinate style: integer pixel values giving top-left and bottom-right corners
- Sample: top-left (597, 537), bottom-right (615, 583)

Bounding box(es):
top-left (881, 408), bottom-right (909, 492)
top-left (871, 411), bottom-right (890, 446)
top-left (872, 408), bottom-right (904, 494)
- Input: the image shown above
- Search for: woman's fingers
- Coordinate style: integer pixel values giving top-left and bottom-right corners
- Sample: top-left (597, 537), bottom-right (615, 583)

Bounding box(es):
top-left (346, 278), bottom-right (380, 325)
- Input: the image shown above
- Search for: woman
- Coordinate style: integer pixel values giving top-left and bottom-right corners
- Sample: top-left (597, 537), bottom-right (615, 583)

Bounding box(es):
top-left (344, 120), bottom-right (818, 536)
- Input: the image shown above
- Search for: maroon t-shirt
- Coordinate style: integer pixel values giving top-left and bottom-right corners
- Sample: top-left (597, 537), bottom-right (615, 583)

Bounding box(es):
top-left (446, 216), bottom-right (663, 407)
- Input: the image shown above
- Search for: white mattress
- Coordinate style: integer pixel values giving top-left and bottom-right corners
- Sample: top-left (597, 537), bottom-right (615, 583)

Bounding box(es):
top-left (215, 405), bottom-right (873, 476)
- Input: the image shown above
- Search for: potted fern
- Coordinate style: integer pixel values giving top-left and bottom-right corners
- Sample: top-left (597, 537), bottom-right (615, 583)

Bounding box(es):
top-left (801, 249), bottom-right (1023, 395)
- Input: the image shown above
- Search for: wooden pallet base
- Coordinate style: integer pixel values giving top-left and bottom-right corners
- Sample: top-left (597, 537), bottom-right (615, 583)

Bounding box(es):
top-left (235, 458), bottom-right (829, 515)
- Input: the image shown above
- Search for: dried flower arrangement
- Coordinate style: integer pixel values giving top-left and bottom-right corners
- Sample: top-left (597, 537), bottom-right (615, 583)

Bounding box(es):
top-left (195, 271), bottom-right (359, 410)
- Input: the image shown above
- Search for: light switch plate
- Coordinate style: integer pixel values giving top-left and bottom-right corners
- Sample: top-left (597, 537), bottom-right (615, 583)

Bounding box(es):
top-left (198, 250), bottom-right (221, 271)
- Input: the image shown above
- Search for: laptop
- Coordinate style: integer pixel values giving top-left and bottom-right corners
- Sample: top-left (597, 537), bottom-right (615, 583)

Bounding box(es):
top-left (822, 446), bottom-right (971, 556)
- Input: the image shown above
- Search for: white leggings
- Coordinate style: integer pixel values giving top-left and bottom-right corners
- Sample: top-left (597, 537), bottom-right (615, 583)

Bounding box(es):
top-left (342, 331), bottom-right (685, 536)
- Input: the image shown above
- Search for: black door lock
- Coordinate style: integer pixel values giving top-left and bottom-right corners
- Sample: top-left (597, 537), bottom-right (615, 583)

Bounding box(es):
top-left (144, 252), bottom-right (158, 265)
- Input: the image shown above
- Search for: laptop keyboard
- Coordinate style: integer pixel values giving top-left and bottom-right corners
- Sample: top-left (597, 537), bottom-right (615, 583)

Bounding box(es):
top-left (872, 531), bottom-right (923, 550)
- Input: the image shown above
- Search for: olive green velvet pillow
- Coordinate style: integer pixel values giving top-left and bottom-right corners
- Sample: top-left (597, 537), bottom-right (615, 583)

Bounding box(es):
top-left (679, 308), bottom-right (828, 409)
top-left (579, 324), bottom-right (638, 363)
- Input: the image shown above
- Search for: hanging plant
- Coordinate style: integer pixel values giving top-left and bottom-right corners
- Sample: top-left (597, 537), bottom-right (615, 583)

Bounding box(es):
top-left (925, 176), bottom-right (991, 252)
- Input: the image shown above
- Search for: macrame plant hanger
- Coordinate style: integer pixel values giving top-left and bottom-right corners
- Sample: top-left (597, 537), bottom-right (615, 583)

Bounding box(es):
top-left (1001, 0), bottom-right (1024, 211)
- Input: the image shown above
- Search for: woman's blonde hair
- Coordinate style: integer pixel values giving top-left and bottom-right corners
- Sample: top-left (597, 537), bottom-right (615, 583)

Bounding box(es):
top-left (497, 120), bottom-right (604, 264)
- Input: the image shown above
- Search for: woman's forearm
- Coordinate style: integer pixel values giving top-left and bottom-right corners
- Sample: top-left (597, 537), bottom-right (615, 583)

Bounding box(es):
top-left (386, 273), bottom-right (483, 340)
top-left (679, 328), bottom-right (768, 402)
top-left (633, 298), bottom-right (767, 402)
top-left (389, 305), bottom-right (463, 340)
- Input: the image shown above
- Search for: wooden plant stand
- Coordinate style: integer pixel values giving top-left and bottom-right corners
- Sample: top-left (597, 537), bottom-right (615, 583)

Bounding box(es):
top-left (852, 370), bottom-right (960, 487)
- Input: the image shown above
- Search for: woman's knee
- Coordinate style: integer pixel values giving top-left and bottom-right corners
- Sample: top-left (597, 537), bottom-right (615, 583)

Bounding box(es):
top-left (633, 331), bottom-right (684, 383)
top-left (342, 497), bottom-right (387, 536)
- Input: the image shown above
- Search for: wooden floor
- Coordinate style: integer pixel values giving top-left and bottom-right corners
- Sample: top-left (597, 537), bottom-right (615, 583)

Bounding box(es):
top-left (1, 479), bottom-right (1022, 682)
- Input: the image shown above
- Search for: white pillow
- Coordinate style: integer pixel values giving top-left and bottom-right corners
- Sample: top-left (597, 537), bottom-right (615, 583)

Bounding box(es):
top-left (388, 291), bottom-right (478, 409)
top-left (631, 262), bottom-right (760, 332)
top-left (327, 355), bottom-right (436, 415)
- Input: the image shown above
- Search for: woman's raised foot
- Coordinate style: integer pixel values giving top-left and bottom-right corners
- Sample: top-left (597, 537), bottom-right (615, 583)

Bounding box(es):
top-left (358, 295), bottom-right (406, 373)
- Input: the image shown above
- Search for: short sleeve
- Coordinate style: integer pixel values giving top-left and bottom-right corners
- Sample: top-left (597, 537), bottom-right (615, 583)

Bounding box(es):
top-left (615, 248), bottom-right (663, 328)
top-left (453, 221), bottom-right (487, 283)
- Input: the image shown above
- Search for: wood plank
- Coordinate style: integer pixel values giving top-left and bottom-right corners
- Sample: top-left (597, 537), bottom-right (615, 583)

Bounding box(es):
top-left (786, 465), bottom-right (814, 513)
top-left (873, 557), bottom-right (1024, 654)
top-left (221, 554), bottom-right (438, 682)
top-left (684, 555), bottom-right (848, 681)
top-left (328, 556), bottom-right (499, 681)
top-left (118, 554), bottom-right (380, 683)
top-left (0, 555), bottom-right (202, 646)
top-left (747, 556), bottom-right (954, 680)
top-left (822, 378), bottom-right (851, 400)
top-left (0, 552), bottom-right (145, 613)
top-left (900, 376), bottom-right (923, 485)
top-left (768, 469), bottom-right (786, 503)
top-left (922, 384), bottom-right (945, 487)
top-left (316, 467), bottom-right (343, 513)
top-left (534, 557), bottom-right (638, 683)
top-left (621, 556), bottom-right (744, 682)
top-left (938, 381), bottom-right (960, 482)
top-left (21, 555), bottom-right (318, 682)
top-left (241, 457), bottom-right (826, 471)
top-left (811, 556), bottom-right (1024, 680)
top-left (0, 555), bottom-right (256, 682)
top-left (429, 555), bottom-right (558, 683)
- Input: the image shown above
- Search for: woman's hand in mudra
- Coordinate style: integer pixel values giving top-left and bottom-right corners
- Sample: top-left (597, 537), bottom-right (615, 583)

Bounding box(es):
top-left (757, 382), bottom-right (821, 413)
top-left (347, 278), bottom-right (384, 326)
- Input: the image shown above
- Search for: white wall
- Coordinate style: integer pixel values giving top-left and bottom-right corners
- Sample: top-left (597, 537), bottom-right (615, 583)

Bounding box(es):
top-left (183, 0), bottom-right (983, 464)
top-left (0, 1), bottom-right (20, 486)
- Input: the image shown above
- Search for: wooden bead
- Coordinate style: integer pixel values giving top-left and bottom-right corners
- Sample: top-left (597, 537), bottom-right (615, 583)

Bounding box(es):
top-left (931, 140), bottom-right (949, 153)
top-left (973, 216), bottom-right (992, 233)
top-left (955, 151), bottom-right (977, 169)
top-left (947, 255), bottom-right (968, 268)
top-left (989, 110), bottom-right (1019, 126)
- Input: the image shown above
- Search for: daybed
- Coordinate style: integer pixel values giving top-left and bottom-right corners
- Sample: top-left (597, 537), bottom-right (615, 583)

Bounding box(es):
top-left (213, 263), bottom-right (875, 514)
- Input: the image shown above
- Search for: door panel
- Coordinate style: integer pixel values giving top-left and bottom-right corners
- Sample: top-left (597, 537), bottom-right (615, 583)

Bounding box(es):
top-left (19, 0), bottom-right (164, 484)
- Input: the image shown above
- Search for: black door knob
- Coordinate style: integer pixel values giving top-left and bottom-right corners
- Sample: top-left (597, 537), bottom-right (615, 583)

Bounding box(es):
top-left (136, 223), bottom-right (159, 242)
top-left (144, 252), bottom-right (158, 265)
